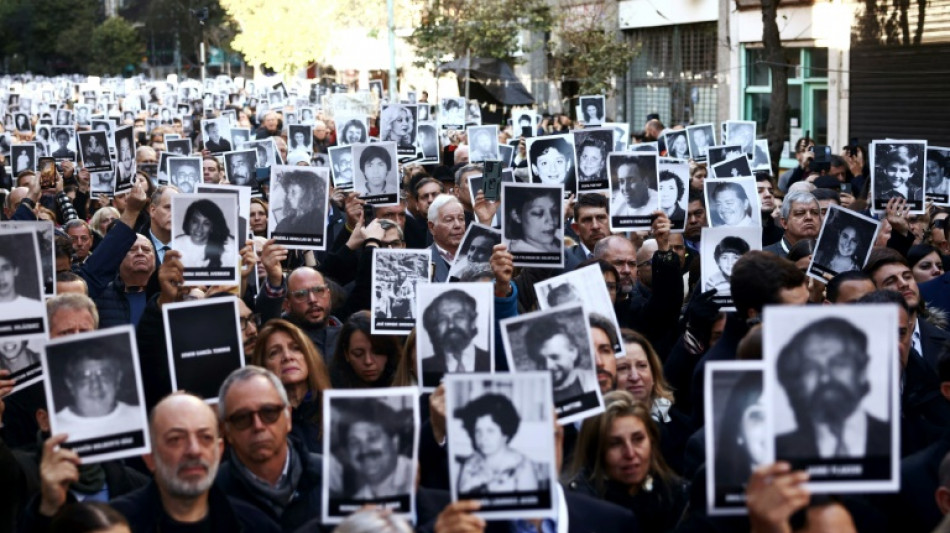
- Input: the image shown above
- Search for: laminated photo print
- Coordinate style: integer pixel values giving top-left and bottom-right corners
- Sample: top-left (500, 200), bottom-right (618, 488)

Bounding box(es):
top-left (534, 263), bottom-right (625, 355)
top-left (704, 360), bottom-right (770, 516)
top-left (663, 129), bottom-right (691, 161)
top-left (468, 125), bottom-right (499, 163)
top-left (201, 116), bottom-right (234, 154)
top-left (328, 145), bottom-right (355, 190)
top-left (445, 372), bottom-right (557, 520)
top-left (700, 226), bottom-right (762, 311)
top-left (870, 140), bottom-right (927, 214)
top-left (415, 283), bottom-right (494, 391)
top-left (370, 248), bottom-right (431, 336)
top-left (170, 193), bottom-right (240, 286)
top-left (527, 134), bottom-right (576, 198)
top-left (380, 104), bottom-right (419, 156)
top-left (687, 124), bottom-right (716, 162)
top-left (704, 177), bottom-right (762, 228)
top-left (439, 97), bottom-right (467, 130)
top-left (573, 128), bottom-right (613, 192)
top-left (267, 165), bottom-right (330, 250)
top-left (223, 149), bottom-right (260, 193)
top-left (500, 303), bottom-right (604, 425)
top-left (658, 157), bottom-right (690, 232)
top-left (448, 223), bottom-right (502, 282)
top-left (352, 142), bottom-right (400, 206)
top-left (287, 124), bottom-right (313, 160)
top-left (578, 95), bottom-right (605, 126)
top-left (608, 152), bottom-right (659, 231)
top-left (167, 156), bottom-right (202, 194)
top-left (926, 146), bottom-right (950, 206)
top-left (322, 387), bottom-right (419, 524)
top-left (501, 182), bottom-right (564, 268)
top-left (763, 304), bottom-right (900, 493)
top-left (77, 131), bottom-right (112, 173)
top-left (807, 204), bottom-right (880, 282)
top-left (711, 154), bottom-right (754, 179)
top-left (42, 326), bottom-right (150, 463)
top-left (335, 115), bottom-right (370, 146)
top-left (0, 228), bottom-right (48, 394)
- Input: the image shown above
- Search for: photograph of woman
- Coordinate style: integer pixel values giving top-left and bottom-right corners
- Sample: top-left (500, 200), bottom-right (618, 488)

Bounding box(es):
top-left (872, 141), bottom-right (926, 212)
top-left (579, 96), bottom-right (605, 126)
top-left (270, 167), bottom-right (327, 248)
top-left (172, 195), bottom-right (238, 281)
top-left (809, 204), bottom-right (879, 280)
top-left (338, 117), bottom-right (369, 146)
top-left (504, 185), bottom-right (562, 254)
top-left (664, 130), bottom-right (690, 161)
top-left (573, 132), bottom-right (610, 189)
top-left (657, 166), bottom-right (687, 227)
top-left (379, 105), bottom-right (417, 154)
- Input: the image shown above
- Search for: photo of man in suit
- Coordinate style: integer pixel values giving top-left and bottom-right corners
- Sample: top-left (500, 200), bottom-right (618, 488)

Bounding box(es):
top-left (775, 317), bottom-right (890, 460)
top-left (420, 289), bottom-right (490, 387)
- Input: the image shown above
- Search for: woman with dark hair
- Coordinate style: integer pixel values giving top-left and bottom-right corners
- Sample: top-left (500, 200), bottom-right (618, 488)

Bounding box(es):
top-left (454, 393), bottom-right (546, 494)
top-left (658, 170), bottom-right (686, 223)
top-left (50, 502), bottom-right (130, 533)
top-left (714, 372), bottom-right (766, 488)
top-left (814, 220), bottom-right (862, 275)
top-left (275, 170), bottom-right (322, 234)
top-left (330, 310), bottom-right (404, 388)
top-left (506, 188), bottom-right (561, 253)
top-left (566, 391), bottom-right (688, 533)
top-left (173, 199), bottom-right (235, 269)
top-left (341, 119), bottom-right (368, 145)
top-left (908, 243), bottom-right (945, 283)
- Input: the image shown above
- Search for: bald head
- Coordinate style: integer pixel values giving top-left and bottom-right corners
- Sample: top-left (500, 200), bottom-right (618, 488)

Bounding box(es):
top-left (150, 393), bottom-right (218, 439)
top-left (454, 145), bottom-right (470, 166)
top-left (5, 187), bottom-right (28, 218)
top-left (636, 238), bottom-right (658, 264)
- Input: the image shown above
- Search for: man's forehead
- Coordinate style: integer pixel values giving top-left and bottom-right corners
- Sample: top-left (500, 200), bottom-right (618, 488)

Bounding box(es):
top-left (225, 376), bottom-right (280, 411)
top-left (875, 262), bottom-right (911, 281)
top-left (577, 206), bottom-right (607, 219)
top-left (438, 201), bottom-right (463, 217)
top-left (606, 237), bottom-right (635, 256)
top-left (288, 268), bottom-right (324, 289)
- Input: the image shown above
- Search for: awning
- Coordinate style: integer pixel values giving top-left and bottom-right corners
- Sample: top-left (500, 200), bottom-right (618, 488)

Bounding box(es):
top-left (437, 58), bottom-right (534, 106)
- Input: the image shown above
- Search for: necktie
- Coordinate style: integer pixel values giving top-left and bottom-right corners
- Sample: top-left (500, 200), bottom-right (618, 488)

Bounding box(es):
top-left (833, 428), bottom-right (849, 457)
top-left (454, 356), bottom-right (466, 373)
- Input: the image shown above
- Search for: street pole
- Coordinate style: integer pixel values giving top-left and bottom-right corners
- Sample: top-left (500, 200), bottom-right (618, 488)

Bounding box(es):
top-left (464, 48), bottom-right (471, 102)
top-left (387, 0), bottom-right (397, 100)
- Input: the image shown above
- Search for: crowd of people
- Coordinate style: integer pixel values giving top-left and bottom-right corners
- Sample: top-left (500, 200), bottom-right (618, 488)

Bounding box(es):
top-left (0, 73), bottom-right (949, 533)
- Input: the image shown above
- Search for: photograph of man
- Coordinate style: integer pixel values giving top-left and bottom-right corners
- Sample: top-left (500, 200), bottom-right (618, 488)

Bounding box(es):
top-left (705, 179), bottom-right (759, 228)
top-left (337, 117), bottom-right (368, 146)
top-left (353, 143), bottom-right (399, 202)
top-left (325, 390), bottom-right (417, 522)
top-left (926, 147), bottom-right (950, 204)
top-left (172, 195), bottom-right (238, 272)
top-left (0, 335), bottom-right (41, 377)
top-left (75, 104), bottom-right (91, 126)
top-left (609, 152), bottom-right (659, 221)
top-left (573, 129), bottom-right (611, 189)
top-left (725, 121), bottom-right (756, 157)
top-left (11, 144), bottom-right (35, 175)
top-left (769, 308), bottom-right (896, 488)
top-left (664, 130), bottom-right (690, 161)
top-left (379, 104), bottom-right (418, 155)
top-left (515, 111), bottom-right (537, 138)
top-left (810, 205), bottom-right (879, 280)
top-left (872, 141), bottom-right (926, 212)
top-left (78, 131), bottom-right (111, 172)
top-left (528, 134), bottom-right (576, 195)
top-left (468, 125), bottom-right (499, 163)
top-left (246, 139), bottom-right (277, 169)
top-left (14, 112), bottom-right (31, 133)
top-left (270, 167), bottom-right (327, 246)
top-left (203, 118), bottom-right (233, 154)
top-left (448, 224), bottom-right (501, 282)
top-left (579, 96), bottom-right (605, 126)
top-left (224, 150), bottom-right (256, 187)
top-left (55, 108), bottom-right (71, 126)
top-left (711, 154), bottom-right (754, 179)
top-left (328, 145), bottom-right (354, 189)
top-left (703, 233), bottom-right (751, 295)
top-left (288, 124), bottom-right (313, 160)
top-left (687, 124), bottom-right (715, 162)
top-left (417, 122), bottom-right (439, 162)
top-left (418, 286), bottom-right (492, 389)
top-left (55, 348), bottom-right (141, 441)
top-left (168, 157), bottom-right (202, 194)
top-left (231, 127), bottom-right (250, 148)
top-left (114, 126), bottom-right (136, 190)
top-left (440, 97), bottom-right (466, 128)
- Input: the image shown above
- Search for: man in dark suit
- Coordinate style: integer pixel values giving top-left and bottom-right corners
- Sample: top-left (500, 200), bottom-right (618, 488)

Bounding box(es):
top-left (427, 195), bottom-right (466, 282)
top-left (564, 193), bottom-right (609, 271)
top-left (762, 190), bottom-right (820, 258)
top-left (775, 317), bottom-right (890, 462)
top-left (420, 289), bottom-right (490, 388)
top-left (204, 121), bottom-right (232, 153)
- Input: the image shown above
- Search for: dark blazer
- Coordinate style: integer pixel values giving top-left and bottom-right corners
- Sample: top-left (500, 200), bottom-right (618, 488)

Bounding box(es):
top-left (888, 430), bottom-right (950, 532)
top-left (206, 137), bottom-right (233, 153)
top-left (563, 244), bottom-right (590, 271)
top-left (429, 243), bottom-right (452, 283)
top-left (776, 413), bottom-right (891, 460)
top-left (762, 237), bottom-right (790, 258)
top-left (920, 272), bottom-right (950, 317)
top-left (420, 347), bottom-right (491, 388)
top-left (919, 317), bottom-right (950, 373)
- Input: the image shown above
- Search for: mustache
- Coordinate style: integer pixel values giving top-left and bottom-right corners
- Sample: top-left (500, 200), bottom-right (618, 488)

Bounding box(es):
top-left (177, 459), bottom-right (211, 475)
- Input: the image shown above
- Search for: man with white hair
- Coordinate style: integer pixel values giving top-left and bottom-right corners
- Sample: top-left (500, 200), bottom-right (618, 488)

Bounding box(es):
top-left (763, 190), bottom-right (821, 258)
top-left (428, 194), bottom-right (467, 282)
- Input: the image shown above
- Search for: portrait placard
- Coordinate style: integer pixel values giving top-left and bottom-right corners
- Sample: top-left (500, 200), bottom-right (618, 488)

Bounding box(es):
top-left (723, 120), bottom-right (756, 158)
top-left (167, 156), bottom-right (202, 194)
top-left (703, 177), bottom-right (762, 228)
top-left (700, 226), bottom-right (762, 311)
top-left (266, 165), bottom-right (329, 250)
top-left (335, 115), bottom-right (369, 146)
top-left (368, 248), bottom-right (430, 336)
top-left (527, 134), bottom-right (576, 197)
top-left (380, 104), bottom-right (419, 156)
top-left (448, 223), bottom-right (502, 282)
top-left (926, 146), bottom-right (950, 206)
top-left (687, 124), bottom-right (716, 162)
top-left (439, 97), bottom-right (466, 130)
top-left (608, 152), bottom-right (658, 231)
top-left (0, 220), bottom-right (55, 297)
top-left (170, 193), bottom-right (240, 286)
top-left (711, 154), bottom-right (754, 179)
top-left (870, 140), bottom-right (927, 214)
top-left (573, 128), bottom-right (613, 192)
top-left (501, 182), bottom-right (564, 268)
top-left (706, 144), bottom-right (744, 168)
top-left (352, 142), bottom-right (399, 206)
top-left (658, 157), bottom-right (690, 232)
top-left (200, 116), bottom-right (234, 154)
top-left (578, 95), bottom-right (605, 126)
top-left (112, 125), bottom-right (136, 195)
top-left (808, 204), bottom-right (880, 282)
top-left (663, 129), bottom-right (691, 161)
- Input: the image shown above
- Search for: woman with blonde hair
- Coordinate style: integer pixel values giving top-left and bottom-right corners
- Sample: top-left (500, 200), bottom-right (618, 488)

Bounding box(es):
top-left (250, 318), bottom-right (331, 452)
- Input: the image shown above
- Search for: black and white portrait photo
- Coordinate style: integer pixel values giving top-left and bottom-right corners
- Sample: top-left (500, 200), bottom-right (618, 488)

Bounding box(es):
top-left (0, 228), bottom-right (46, 338)
top-left (704, 177), bottom-right (762, 228)
top-left (534, 263), bottom-right (624, 355)
top-left (704, 361), bottom-right (769, 515)
top-left (162, 298), bottom-right (245, 402)
top-left (328, 145), bottom-right (354, 190)
top-left (166, 138), bottom-right (192, 157)
top-left (439, 97), bottom-right (466, 130)
top-left (444, 372), bottom-right (557, 520)
top-left (287, 124), bottom-right (313, 161)
top-left (2, 220), bottom-right (55, 297)
top-left (764, 304), bottom-right (899, 492)
top-left (926, 146), bottom-right (950, 206)
top-left (223, 149), bottom-right (258, 190)
top-left (380, 104), bottom-right (418, 156)
top-left (700, 226), bottom-right (762, 310)
top-left (870, 140), bottom-right (927, 214)
top-left (11, 144), bottom-right (36, 175)
top-left (808, 204), bottom-right (880, 281)
top-left (201, 117), bottom-right (233, 154)
top-left (369, 79), bottom-right (385, 101)
top-left (195, 183), bottom-right (251, 244)
top-left (268, 165), bottom-right (330, 250)
top-left (335, 115), bottom-right (369, 146)
top-left (468, 125), bottom-right (499, 163)
top-left (77, 130), bottom-right (112, 173)
top-left (573, 128), bottom-right (612, 191)
top-left (416, 283), bottom-right (494, 391)
top-left (417, 121), bottom-right (440, 163)
top-left (55, 108), bottom-right (72, 126)
top-left (687, 124), bottom-right (716, 162)
top-left (658, 157), bottom-right (690, 232)
top-left (322, 387), bottom-right (418, 524)
top-left (466, 99), bottom-right (482, 126)
top-left (608, 152), bottom-right (659, 231)
top-left (579, 95), bottom-right (605, 126)
top-left (352, 142), bottom-right (399, 206)
top-left (500, 304), bottom-right (603, 424)
top-left (113, 125), bottom-right (136, 194)
top-left (167, 156), bottom-right (202, 194)
top-left (299, 106), bottom-right (316, 124)
top-left (724, 120), bottom-right (756, 157)
top-left (513, 110), bottom-right (537, 139)
top-left (42, 326), bottom-right (150, 463)
top-left (603, 122), bottom-right (630, 152)
top-left (501, 182), bottom-right (564, 268)
top-left (14, 112), bottom-right (31, 133)
top-left (371, 248), bottom-right (431, 335)
top-left (711, 154), bottom-right (754, 179)
top-left (230, 127), bottom-right (251, 149)
top-left (0, 333), bottom-right (45, 394)
top-left (664, 129), bottom-right (691, 161)
top-left (74, 104), bottom-right (92, 126)
top-left (752, 139), bottom-right (771, 172)
top-left (448, 223), bottom-right (502, 282)
top-left (706, 144), bottom-right (744, 168)
top-left (527, 134), bottom-right (576, 197)
top-left (244, 138), bottom-right (278, 169)
top-left (91, 119), bottom-right (115, 151)
top-left (170, 193), bottom-right (239, 286)
top-left (498, 144), bottom-right (514, 169)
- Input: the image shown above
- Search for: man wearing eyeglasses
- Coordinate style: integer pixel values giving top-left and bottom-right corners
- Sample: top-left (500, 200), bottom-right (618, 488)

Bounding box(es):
top-left (55, 350), bottom-right (141, 443)
top-left (215, 367), bottom-right (324, 531)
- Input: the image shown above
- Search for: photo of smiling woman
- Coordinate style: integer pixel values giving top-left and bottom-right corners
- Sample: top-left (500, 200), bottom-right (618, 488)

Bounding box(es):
top-left (501, 183), bottom-right (564, 267)
top-left (380, 104), bottom-right (418, 156)
top-left (171, 193), bottom-right (239, 285)
top-left (871, 140), bottom-right (927, 213)
top-left (808, 204), bottom-right (880, 281)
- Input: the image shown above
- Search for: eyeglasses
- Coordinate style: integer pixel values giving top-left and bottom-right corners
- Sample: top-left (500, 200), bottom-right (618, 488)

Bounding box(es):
top-left (239, 313), bottom-right (261, 330)
top-left (225, 404), bottom-right (286, 430)
top-left (289, 285), bottom-right (328, 302)
top-left (73, 368), bottom-right (117, 385)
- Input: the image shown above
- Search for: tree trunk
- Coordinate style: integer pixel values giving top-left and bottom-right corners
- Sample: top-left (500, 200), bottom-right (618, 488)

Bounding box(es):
top-left (761, 0), bottom-right (788, 178)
